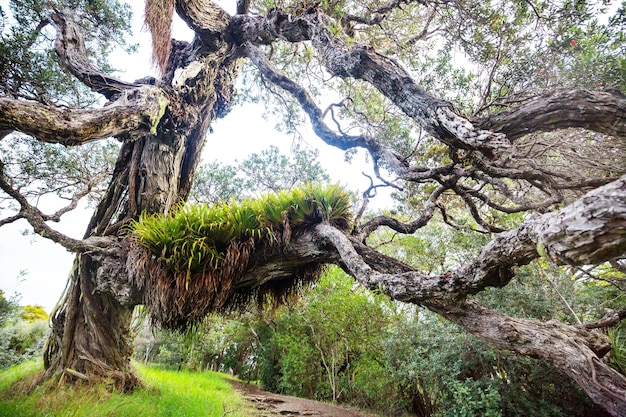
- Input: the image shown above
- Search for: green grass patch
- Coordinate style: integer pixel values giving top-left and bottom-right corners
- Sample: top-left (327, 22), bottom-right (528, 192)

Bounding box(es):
top-left (0, 362), bottom-right (253, 417)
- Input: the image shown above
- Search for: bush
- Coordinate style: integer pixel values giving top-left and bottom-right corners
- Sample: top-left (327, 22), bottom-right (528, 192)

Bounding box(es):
top-left (0, 319), bottom-right (49, 368)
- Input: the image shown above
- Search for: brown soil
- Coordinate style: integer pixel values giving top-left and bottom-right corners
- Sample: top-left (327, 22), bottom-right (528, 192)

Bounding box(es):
top-left (228, 379), bottom-right (378, 417)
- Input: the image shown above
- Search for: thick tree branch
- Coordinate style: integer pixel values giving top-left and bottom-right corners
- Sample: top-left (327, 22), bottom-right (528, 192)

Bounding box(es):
top-left (313, 175), bottom-right (626, 303)
top-left (234, 11), bottom-right (510, 158)
top-left (425, 299), bottom-right (626, 417)
top-left (584, 307), bottom-right (626, 330)
top-left (310, 177), bottom-right (626, 415)
top-left (0, 87), bottom-right (168, 145)
top-left (236, 10), bottom-right (626, 163)
top-left (477, 89), bottom-right (626, 140)
top-left (244, 43), bottom-right (411, 176)
top-left (175, 0), bottom-right (230, 47)
top-left (50, 9), bottom-right (141, 99)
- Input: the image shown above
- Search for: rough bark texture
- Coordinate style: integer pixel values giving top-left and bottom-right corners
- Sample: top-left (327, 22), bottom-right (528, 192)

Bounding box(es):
top-left (43, 252), bottom-right (139, 389)
top-left (36, 3), bottom-right (241, 389)
top-left (476, 89), bottom-right (626, 141)
top-left (426, 300), bottom-right (626, 417)
top-left (1, 1), bottom-right (625, 415)
top-left (0, 87), bottom-right (167, 145)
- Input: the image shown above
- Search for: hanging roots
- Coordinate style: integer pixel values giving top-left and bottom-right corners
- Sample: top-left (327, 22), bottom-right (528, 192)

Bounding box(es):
top-left (144, 0), bottom-right (175, 74)
top-left (129, 239), bottom-right (253, 330)
top-left (129, 184), bottom-right (352, 330)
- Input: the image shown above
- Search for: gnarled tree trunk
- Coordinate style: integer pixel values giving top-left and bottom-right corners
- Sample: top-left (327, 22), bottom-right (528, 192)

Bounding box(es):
top-left (38, 3), bottom-right (240, 388)
top-left (1, 2), bottom-right (625, 415)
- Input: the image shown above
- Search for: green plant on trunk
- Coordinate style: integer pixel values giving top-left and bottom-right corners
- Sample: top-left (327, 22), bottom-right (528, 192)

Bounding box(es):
top-left (129, 183), bottom-right (352, 329)
top-left (131, 183), bottom-right (351, 277)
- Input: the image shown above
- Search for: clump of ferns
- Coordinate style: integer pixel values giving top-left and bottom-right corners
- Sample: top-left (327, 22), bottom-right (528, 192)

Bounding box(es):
top-left (609, 321), bottom-right (626, 375)
top-left (132, 183), bottom-right (351, 277)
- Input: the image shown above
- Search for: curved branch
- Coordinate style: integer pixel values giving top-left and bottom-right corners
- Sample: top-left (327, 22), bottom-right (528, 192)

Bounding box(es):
top-left (584, 307), bottom-right (626, 330)
top-left (309, 177), bottom-right (626, 415)
top-left (235, 11), bottom-right (510, 158)
top-left (51, 9), bottom-right (140, 99)
top-left (0, 86), bottom-right (168, 145)
top-left (425, 299), bottom-right (626, 417)
top-left (454, 185), bottom-right (505, 233)
top-left (237, 10), bottom-right (626, 162)
top-left (244, 43), bottom-right (410, 176)
top-left (175, 0), bottom-right (230, 44)
top-left (457, 183), bottom-right (561, 214)
top-left (0, 213), bottom-right (22, 227)
top-left (355, 184), bottom-right (446, 239)
top-left (314, 174), bottom-right (626, 303)
top-left (477, 89), bottom-right (626, 140)
top-left (42, 177), bottom-right (104, 222)
top-left (0, 161), bottom-right (113, 253)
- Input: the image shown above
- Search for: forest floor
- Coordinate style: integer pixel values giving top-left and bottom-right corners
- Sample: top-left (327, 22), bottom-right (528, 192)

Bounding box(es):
top-left (229, 379), bottom-right (379, 417)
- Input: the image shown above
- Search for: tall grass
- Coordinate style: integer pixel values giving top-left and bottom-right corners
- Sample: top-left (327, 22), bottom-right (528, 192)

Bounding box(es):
top-left (0, 362), bottom-right (253, 417)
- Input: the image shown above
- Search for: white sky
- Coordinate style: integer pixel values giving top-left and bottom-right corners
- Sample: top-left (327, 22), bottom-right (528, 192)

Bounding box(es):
top-left (0, 1), bottom-right (390, 311)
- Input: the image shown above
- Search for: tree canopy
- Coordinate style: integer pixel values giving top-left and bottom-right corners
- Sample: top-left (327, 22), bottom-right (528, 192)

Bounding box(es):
top-left (0, 0), bottom-right (625, 415)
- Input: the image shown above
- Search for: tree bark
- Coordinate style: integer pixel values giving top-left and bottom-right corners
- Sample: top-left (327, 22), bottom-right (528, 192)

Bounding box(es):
top-left (3, 3), bottom-right (624, 414)
top-left (425, 300), bottom-right (626, 417)
top-left (0, 86), bottom-right (167, 145)
top-left (43, 252), bottom-right (140, 389)
top-left (475, 89), bottom-right (626, 141)
top-left (37, 4), bottom-right (240, 389)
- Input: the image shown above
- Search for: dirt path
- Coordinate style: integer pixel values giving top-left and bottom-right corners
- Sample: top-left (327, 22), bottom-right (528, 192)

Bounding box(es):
top-left (228, 380), bottom-right (378, 417)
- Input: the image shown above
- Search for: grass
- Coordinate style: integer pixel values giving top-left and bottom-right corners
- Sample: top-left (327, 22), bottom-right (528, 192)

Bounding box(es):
top-left (0, 361), bottom-right (254, 417)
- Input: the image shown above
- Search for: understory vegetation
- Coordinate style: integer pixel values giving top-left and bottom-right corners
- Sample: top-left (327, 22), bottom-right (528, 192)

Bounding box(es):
top-left (0, 289), bottom-right (49, 370)
top-left (0, 361), bottom-right (250, 417)
top-left (132, 222), bottom-right (625, 417)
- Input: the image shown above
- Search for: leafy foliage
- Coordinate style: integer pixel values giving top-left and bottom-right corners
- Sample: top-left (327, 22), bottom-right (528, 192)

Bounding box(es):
top-left (0, 0), bottom-right (133, 106)
top-left (0, 290), bottom-right (16, 328)
top-left (239, 145), bottom-right (330, 193)
top-left (0, 135), bottom-right (119, 215)
top-left (20, 305), bottom-right (48, 323)
top-left (609, 321), bottom-right (626, 374)
top-left (190, 161), bottom-right (245, 205)
top-left (0, 293), bottom-right (49, 369)
top-left (0, 320), bottom-right (49, 369)
top-left (190, 145), bottom-right (331, 203)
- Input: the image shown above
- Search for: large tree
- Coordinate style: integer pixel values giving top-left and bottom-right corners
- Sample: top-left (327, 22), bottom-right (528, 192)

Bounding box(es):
top-left (1, 0), bottom-right (625, 414)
